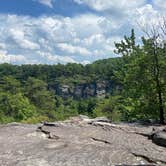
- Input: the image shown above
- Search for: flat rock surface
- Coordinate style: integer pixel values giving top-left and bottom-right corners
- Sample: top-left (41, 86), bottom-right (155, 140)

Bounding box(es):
top-left (0, 117), bottom-right (166, 166)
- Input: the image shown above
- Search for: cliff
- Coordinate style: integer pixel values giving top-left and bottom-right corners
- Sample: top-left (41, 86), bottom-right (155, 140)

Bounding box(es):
top-left (53, 80), bottom-right (120, 99)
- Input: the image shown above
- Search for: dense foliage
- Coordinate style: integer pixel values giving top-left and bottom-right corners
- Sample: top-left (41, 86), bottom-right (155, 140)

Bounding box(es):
top-left (0, 29), bottom-right (166, 124)
top-left (0, 58), bottom-right (122, 123)
top-left (114, 29), bottom-right (166, 124)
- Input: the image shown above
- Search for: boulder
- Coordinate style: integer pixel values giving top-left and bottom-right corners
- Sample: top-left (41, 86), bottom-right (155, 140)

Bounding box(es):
top-left (152, 128), bottom-right (166, 147)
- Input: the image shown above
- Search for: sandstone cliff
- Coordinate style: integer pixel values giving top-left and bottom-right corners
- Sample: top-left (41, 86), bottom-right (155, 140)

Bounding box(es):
top-left (53, 81), bottom-right (120, 99)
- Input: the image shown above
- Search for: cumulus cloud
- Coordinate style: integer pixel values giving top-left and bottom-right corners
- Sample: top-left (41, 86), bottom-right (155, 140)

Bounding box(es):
top-left (74, 0), bottom-right (146, 12)
top-left (37, 51), bottom-right (77, 64)
top-left (57, 43), bottom-right (91, 56)
top-left (36, 0), bottom-right (54, 8)
top-left (0, 0), bottom-right (165, 65)
top-left (0, 13), bottom-right (122, 64)
top-left (0, 51), bottom-right (31, 64)
top-left (8, 29), bottom-right (40, 50)
top-left (135, 4), bottom-right (159, 26)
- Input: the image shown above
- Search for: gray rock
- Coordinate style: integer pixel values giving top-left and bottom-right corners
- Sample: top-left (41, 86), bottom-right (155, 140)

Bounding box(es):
top-left (83, 84), bottom-right (96, 98)
top-left (152, 129), bottom-right (166, 147)
top-left (93, 117), bottom-right (111, 123)
top-left (0, 118), bottom-right (166, 166)
top-left (54, 81), bottom-right (114, 99)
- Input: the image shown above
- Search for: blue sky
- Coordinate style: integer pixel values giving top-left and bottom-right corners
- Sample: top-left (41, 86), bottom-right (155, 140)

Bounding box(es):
top-left (0, 0), bottom-right (165, 64)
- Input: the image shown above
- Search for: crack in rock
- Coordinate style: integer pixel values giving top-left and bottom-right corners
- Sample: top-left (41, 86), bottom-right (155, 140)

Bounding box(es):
top-left (90, 137), bottom-right (112, 145)
top-left (131, 152), bottom-right (166, 165)
top-left (37, 126), bottom-right (60, 140)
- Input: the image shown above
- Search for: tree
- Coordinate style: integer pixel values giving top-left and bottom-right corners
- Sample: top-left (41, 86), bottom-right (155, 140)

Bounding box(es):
top-left (142, 37), bottom-right (165, 124)
top-left (115, 27), bottom-right (166, 124)
top-left (0, 92), bottom-right (36, 122)
top-left (0, 76), bottom-right (21, 94)
top-left (25, 77), bottom-right (56, 112)
top-left (138, 17), bottom-right (166, 124)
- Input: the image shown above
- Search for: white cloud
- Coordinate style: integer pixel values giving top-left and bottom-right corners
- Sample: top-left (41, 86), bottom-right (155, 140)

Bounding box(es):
top-left (57, 43), bottom-right (91, 55)
top-left (0, 52), bottom-right (30, 64)
top-left (153, 0), bottom-right (166, 10)
top-left (0, 13), bottom-right (121, 64)
top-left (74, 0), bottom-right (146, 11)
top-left (37, 51), bottom-right (76, 64)
top-left (36, 0), bottom-right (53, 8)
top-left (0, 0), bottom-right (165, 65)
top-left (135, 4), bottom-right (159, 26)
top-left (81, 60), bottom-right (90, 65)
top-left (66, 14), bottom-right (108, 38)
top-left (0, 50), bottom-right (54, 64)
top-left (8, 29), bottom-right (40, 50)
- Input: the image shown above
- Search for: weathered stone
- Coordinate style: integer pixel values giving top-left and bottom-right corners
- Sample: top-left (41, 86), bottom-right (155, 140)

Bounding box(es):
top-left (59, 85), bottom-right (73, 97)
top-left (96, 81), bottom-right (107, 98)
top-left (93, 117), bottom-right (111, 123)
top-left (152, 131), bottom-right (166, 147)
top-left (74, 84), bottom-right (84, 98)
top-left (83, 84), bottom-right (96, 98)
top-left (0, 118), bottom-right (166, 166)
top-left (53, 80), bottom-right (117, 99)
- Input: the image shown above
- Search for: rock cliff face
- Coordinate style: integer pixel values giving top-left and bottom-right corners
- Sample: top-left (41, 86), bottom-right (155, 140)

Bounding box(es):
top-left (54, 81), bottom-right (117, 99)
top-left (0, 117), bottom-right (166, 166)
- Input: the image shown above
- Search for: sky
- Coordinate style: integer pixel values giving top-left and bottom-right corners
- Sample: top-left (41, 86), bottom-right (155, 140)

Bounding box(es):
top-left (0, 0), bottom-right (165, 65)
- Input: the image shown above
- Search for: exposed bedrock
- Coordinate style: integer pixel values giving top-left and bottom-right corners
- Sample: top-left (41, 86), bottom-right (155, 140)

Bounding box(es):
top-left (0, 116), bottom-right (166, 166)
top-left (53, 81), bottom-right (119, 99)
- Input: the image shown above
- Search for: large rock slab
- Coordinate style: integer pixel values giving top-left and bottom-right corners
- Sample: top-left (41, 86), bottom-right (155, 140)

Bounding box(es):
top-left (0, 118), bottom-right (166, 166)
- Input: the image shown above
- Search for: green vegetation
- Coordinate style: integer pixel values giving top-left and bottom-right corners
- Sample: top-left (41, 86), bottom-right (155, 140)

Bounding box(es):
top-left (114, 29), bottom-right (166, 124)
top-left (0, 29), bottom-right (166, 124)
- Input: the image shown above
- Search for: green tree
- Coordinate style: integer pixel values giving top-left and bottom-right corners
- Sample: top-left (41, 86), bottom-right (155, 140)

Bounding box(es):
top-left (115, 29), bottom-right (166, 123)
top-left (0, 76), bottom-right (21, 94)
top-left (93, 96), bottom-right (123, 121)
top-left (25, 77), bottom-right (56, 111)
top-left (0, 92), bottom-right (36, 122)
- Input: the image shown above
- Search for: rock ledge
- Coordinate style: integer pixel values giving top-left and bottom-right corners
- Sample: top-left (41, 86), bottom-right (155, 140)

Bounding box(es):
top-left (0, 116), bottom-right (166, 166)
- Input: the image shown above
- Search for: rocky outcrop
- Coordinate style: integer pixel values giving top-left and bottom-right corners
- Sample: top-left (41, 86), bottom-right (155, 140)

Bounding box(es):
top-left (54, 80), bottom-right (115, 99)
top-left (0, 117), bottom-right (166, 166)
top-left (150, 128), bottom-right (166, 147)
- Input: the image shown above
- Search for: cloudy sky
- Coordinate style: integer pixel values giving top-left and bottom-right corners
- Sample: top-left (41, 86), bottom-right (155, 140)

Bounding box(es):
top-left (0, 0), bottom-right (165, 64)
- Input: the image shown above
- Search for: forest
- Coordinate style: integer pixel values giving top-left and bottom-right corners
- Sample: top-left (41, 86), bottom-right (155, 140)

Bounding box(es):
top-left (0, 29), bottom-right (166, 124)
